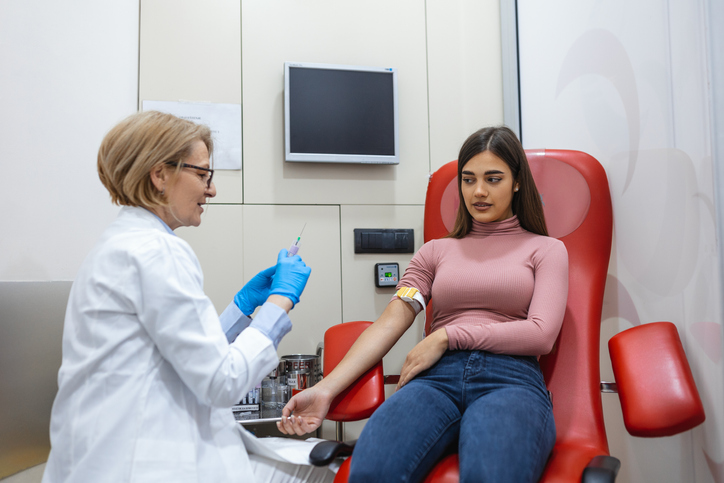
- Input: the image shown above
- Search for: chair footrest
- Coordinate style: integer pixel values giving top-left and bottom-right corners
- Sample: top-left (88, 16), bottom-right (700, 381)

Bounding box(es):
top-left (309, 440), bottom-right (357, 467)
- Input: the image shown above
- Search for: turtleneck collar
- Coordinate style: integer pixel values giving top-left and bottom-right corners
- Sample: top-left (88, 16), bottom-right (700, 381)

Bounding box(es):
top-left (469, 215), bottom-right (523, 236)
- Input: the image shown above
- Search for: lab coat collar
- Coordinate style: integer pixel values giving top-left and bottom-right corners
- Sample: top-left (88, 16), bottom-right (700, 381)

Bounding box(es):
top-left (119, 205), bottom-right (176, 236)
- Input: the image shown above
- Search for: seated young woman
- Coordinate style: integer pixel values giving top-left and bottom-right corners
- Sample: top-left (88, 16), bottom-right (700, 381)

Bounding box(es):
top-left (277, 125), bottom-right (568, 483)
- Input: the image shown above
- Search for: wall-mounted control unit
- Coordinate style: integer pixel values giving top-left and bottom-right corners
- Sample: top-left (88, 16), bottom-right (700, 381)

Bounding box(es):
top-left (375, 263), bottom-right (399, 287)
top-left (354, 229), bottom-right (414, 253)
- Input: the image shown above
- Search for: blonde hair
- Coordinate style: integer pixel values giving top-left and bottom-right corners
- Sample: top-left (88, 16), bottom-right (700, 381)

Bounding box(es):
top-left (97, 111), bottom-right (213, 209)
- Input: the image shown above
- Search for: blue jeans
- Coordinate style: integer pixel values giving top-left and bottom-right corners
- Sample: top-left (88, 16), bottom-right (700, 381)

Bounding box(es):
top-left (348, 351), bottom-right (555, 483)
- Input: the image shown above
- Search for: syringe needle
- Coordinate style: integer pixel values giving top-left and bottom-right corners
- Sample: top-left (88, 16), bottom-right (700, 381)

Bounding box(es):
top-left (287, 223), bottom-right (307, 256)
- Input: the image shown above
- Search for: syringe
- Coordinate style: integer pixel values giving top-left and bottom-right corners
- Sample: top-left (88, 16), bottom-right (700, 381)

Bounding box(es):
top-left (288, 223), bottom-right (306, 256)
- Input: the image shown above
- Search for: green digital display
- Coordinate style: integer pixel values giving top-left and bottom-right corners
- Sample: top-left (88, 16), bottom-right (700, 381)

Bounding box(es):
top-left (375, 262), bottom-right (399, 287)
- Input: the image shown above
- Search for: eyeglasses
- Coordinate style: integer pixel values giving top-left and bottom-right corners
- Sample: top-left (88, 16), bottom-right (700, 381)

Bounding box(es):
top-left (166, 162), bottom-right (214, 189)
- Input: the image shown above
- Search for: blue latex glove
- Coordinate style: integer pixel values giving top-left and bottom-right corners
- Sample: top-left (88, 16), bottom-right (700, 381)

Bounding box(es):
top-left (234, 266), bottom-right (276, 316)
top-left (269, 249), bottom-right (311, 306)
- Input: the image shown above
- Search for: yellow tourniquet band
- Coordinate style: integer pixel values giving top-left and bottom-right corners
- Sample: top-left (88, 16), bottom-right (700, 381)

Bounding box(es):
top-left (396, 287), bottom-right (426, 313)
top-left (396, 287), bottom-right (419, 299)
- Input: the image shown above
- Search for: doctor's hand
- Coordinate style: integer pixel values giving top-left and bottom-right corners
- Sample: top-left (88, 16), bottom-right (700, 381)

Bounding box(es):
top-left (269, 249), bottom-right (311, 307)
top-left (276, 386), bottom-right (333, 436)
top-left (396, 328), bottom-right (449, 391)
top-left (234, 266), bottom-right (276, 316)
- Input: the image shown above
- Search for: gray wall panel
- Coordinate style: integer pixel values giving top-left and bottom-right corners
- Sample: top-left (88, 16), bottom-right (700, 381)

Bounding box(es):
top-left (0, 282), bottom-right (69, 478)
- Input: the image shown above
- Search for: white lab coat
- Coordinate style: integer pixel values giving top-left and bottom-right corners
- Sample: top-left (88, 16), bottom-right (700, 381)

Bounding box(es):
top-left (42, 206), bottom-right (295, 483)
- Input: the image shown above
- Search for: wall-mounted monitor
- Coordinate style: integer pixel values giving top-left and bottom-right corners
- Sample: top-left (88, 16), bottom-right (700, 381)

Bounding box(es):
top-left (284, 62), bottom-right (399, 165)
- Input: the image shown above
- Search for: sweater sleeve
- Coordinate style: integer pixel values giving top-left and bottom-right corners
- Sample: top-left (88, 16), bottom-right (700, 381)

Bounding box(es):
top-left (391, 240), bottom-right (437, 306)
top-left (445, 241), bottom-right (568, 356)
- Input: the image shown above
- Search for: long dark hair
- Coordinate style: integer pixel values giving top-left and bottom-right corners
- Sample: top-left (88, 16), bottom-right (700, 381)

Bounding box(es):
top-left (447, 126), bottom-right (548, 238)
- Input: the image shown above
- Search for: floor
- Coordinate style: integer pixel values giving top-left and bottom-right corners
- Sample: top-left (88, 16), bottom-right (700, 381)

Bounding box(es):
top-left (0, 464), bottom-right (45, 483)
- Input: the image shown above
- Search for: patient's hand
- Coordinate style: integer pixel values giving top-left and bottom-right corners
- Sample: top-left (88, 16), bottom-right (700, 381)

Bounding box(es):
top-left (276, 386), bottom-right (333, 436)
top-left (397, 328), bottom-right (449, 390)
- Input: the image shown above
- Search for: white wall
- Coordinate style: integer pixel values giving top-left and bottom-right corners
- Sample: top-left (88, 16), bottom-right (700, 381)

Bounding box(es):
top-left (0, 0), bottom-right (138, 281)
top-left (426, 0), bottom-right (505, 169)
top-left (241, 0), bottom-right (430, 206)
top-left (139, 0), bottom-right (243, 204)
top-left (518, 0), bottom-right (723, 481)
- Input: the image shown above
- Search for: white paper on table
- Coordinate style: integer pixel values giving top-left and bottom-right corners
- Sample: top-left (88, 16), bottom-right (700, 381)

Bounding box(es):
top-left (239, 430), bottom-right (341, 473)
top-left (142, 100), bottom-right (242, 170)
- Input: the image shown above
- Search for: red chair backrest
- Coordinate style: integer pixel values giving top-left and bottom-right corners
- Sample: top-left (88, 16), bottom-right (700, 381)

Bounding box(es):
top-left (423, 150), bottom-right (614, 455)
top-left (324, 321), bottom-right (386, 421)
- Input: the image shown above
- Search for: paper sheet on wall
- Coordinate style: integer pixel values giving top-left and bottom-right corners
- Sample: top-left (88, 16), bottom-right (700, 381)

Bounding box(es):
top-left (142, 100), bottom-right (242, 170)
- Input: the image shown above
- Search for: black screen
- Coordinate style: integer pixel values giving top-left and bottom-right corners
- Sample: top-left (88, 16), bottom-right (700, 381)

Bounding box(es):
top-left (288, 67), bottom-right (395, 156)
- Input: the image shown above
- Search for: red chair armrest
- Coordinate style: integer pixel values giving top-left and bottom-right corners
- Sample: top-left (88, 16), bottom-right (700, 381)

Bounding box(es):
top-left (324, 322), bottom-right (386, 421)
top-left (608, 322), bottom-right (705, 437)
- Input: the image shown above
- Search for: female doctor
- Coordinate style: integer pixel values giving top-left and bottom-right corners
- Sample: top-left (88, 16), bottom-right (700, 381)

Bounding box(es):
top-left (42, 111), bottom-right (334, 483)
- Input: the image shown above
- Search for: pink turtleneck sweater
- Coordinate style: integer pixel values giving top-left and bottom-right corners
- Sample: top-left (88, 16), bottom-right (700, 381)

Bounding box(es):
top-left (396, 216), bottom-right (568, 356)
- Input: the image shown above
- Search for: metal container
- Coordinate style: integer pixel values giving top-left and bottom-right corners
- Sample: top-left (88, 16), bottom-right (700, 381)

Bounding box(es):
top-left (281, 354), bottom-right (321, 393)
top-left (268, 360), bottom-right (285, 379)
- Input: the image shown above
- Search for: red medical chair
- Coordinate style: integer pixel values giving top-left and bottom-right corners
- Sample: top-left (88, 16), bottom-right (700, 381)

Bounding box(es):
top-left (311, 150), bottom-right (705, 482)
